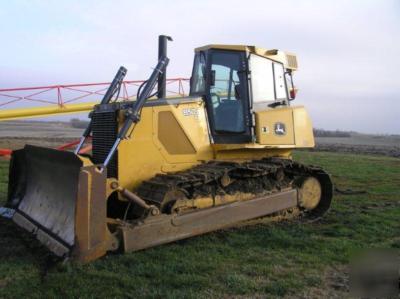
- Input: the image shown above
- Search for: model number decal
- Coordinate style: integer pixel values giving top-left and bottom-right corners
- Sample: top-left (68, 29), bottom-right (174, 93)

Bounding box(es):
top-left (182, 108), bottom-right (199, 119)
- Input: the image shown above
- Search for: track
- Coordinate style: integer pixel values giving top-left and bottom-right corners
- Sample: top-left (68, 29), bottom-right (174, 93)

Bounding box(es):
top-left (134, 158), bottom-right (333, 220)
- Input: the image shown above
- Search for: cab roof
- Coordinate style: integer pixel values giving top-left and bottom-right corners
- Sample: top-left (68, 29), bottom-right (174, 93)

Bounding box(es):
top-left (194, 44), bottom-right (298, 70)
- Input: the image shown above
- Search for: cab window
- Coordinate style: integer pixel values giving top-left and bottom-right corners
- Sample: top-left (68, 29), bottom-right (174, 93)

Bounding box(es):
top-left (249, 54), bottom-right (288, 103)
top-left (190, 52), bottom-right (206, 94)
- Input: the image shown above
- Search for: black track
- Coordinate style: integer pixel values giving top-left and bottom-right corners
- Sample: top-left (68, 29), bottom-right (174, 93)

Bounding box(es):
top-left (134, 158), bottom-right (333, 220)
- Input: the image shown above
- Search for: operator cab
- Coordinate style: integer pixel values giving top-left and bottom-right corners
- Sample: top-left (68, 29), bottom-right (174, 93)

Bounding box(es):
top-left (190, 45), bottom-right (297, 144)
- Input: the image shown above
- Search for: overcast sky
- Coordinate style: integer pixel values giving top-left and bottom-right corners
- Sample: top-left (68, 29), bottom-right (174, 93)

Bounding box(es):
top-left (1, 0), bottom-right (399, 134)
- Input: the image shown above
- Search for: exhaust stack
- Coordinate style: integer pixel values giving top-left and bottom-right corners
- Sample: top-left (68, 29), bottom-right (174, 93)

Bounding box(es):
top-left (157, 35), bottom-right (173, 98)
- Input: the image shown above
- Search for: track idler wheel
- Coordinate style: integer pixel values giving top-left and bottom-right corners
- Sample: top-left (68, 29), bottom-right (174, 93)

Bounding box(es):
top-left (297, 169), bottom-right (333, 220)
top-left (298, 177), bottom-right (321, 210)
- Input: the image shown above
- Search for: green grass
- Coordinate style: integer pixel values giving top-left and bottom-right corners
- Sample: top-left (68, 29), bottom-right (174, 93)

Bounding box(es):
top-left (0, 152), bottom-right (399, 298)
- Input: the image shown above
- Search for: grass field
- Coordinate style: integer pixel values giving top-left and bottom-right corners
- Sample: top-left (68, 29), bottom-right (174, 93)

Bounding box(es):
top-left (0, 151), bottom-right (399, 298)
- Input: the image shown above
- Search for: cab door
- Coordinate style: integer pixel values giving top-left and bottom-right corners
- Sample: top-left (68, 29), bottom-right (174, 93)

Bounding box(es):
top-left (205, 50), bottom-right (252, 144)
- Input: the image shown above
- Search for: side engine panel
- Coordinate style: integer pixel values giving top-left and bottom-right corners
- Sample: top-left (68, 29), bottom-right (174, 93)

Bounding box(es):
top-left (255, 106), bottom-right (314, 148)
top-left (117, 98), bottom-right (213, 191)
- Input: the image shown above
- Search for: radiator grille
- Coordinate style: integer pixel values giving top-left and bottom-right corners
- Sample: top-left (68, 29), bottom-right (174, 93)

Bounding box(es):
top-left (92, 111), bottom-right (118, 178)
top-left (286, 54), bottom-right (298, 70)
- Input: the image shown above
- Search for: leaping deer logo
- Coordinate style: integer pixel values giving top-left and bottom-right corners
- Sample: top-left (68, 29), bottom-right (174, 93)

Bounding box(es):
top-left (274, 122), bottom-right (286, 136)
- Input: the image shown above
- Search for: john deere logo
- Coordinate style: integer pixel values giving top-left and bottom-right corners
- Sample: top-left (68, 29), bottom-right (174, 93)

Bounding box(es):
top-left (274, 122), bottom-right (286, 136)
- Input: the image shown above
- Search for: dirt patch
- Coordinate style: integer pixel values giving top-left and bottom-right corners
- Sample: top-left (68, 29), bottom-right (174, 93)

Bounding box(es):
top-left (0, 121), bottom-right (83, 139)
top-left (311, 143), bottom-right (400, 158)
top-left (0, 121), bottom-right (82, 151)
top-left (289, 266), bottom-right (349, 299)
top-left (0, 278), bottom-right (10, 289)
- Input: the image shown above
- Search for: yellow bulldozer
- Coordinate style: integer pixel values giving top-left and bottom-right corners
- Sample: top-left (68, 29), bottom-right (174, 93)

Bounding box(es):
top-left (6, 36), bottom-right (332, 262)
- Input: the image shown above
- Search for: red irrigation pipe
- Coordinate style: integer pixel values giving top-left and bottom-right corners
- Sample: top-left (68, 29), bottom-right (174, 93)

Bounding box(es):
top-left (79, 145), bottom-right (92, 154)
top-left (0, 78), bottom-right (190, 108)
top-left (56, 139), bottom-right (81, 150)
top-left (0, 78), bottom-right (189, 93)
top-left (0, 149), bottom-right (12, 156)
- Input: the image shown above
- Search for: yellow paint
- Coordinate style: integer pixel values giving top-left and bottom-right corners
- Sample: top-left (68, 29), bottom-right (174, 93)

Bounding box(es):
top-left (8, 44), bottom-right (311, 193)
top-left (293, 106), bottom-right (315, 147)
top-left (255, 106), bottom-right (314, 148)
top-left (117, 98), bottom-right (214, 191)
top-left (256, 107), bottom-right (295, 145)
top-left (0, 102), bottom-right (97, 121)
top-left (172, 193), bottom-right (255, 212)
top-left (112, 98), bottom-right (314, 192)
top-left (157, 111), bottom-right (196, 155)
top-left (213, 148), bottom-right (292, 161)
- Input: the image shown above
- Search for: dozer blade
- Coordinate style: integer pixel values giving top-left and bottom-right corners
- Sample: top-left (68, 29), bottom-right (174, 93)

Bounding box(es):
top-left (8, 145), bottom-right (114, 262)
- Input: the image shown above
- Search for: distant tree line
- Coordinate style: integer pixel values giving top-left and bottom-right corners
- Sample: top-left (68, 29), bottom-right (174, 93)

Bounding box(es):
top-left (70, 118), bottom-right (89, 129)
top-left (313, 128), bottom-right (351, 138)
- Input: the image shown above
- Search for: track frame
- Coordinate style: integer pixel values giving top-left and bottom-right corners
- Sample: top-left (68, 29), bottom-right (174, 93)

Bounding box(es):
top-left (120, 189), bottom-right (298, 252)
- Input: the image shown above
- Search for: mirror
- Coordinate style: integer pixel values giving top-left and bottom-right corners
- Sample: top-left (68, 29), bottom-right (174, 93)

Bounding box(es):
top-left (289, 88), bottom-right (297, 99)
top-left (210, 70), bottom-right (216, 86)
top-left (285, 70), bottom-right (296, 100)
top-left (234, 83), bottom-right (241, 99)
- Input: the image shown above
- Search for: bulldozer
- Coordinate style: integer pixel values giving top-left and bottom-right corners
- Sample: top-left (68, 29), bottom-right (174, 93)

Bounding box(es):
top-left (6, 36), bottom-right (333, 263)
